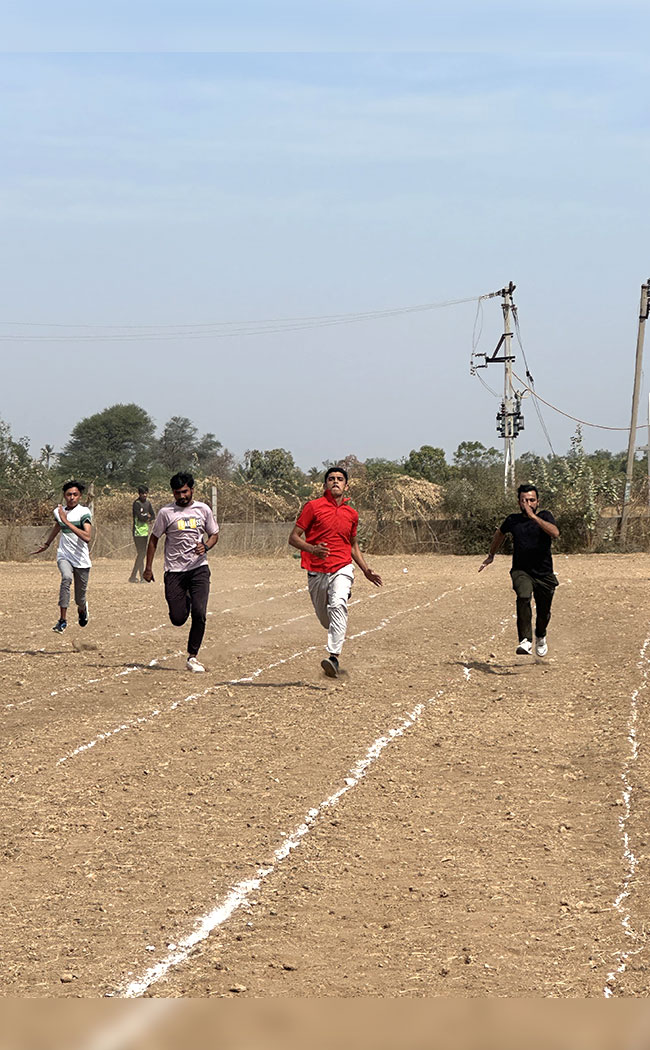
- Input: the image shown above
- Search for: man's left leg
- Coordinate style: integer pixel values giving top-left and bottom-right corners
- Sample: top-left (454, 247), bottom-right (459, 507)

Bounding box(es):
top-left (186, 564), bottom-right (211, 671)
top-left (322, 565), bottom-right (354, 676)
top-left (532, 573), bottom-right (558, 655)
top-left (72, 567), bottom-right (90, 627)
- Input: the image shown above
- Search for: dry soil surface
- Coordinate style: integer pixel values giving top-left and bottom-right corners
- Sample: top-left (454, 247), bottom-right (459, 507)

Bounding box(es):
top-left (1, 552), bottom-right (650, 998)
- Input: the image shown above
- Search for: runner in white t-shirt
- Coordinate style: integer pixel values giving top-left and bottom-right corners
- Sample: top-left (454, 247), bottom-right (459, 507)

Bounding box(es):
top-left (31, 480), bottom-right (93, 633)
top-left (144, 471), bottom-right (219, 672)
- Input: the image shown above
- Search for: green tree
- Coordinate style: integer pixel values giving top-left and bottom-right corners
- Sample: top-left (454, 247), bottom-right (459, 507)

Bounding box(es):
top-left (0, 418), bottom-right (52, 518)
top-left (364, 457), bottom-right (404, 480)
top-left (195, 432), bottom-right (234, 478)
top-left (242, 448), bottom-right (304, 495)
top-left (156, 417), bottom-right (234, 478)
top-left (403, 445), bottom-right (448, 483)
top-left (453, 441), bottom-right (501, 471)
top-left (157, 416), bottom-right (200, 472)
top-left (58, 403), bottom-right (156, 485)
top-left (39, 443), bottom-right (56, 470)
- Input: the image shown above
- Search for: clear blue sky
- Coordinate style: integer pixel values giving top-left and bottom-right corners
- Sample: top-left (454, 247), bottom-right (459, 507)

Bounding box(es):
top-left (2, 3), bottom-right (650, 469)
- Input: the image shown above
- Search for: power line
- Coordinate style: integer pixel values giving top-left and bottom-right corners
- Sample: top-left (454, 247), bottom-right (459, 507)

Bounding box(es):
top-left (0, 294), bottom-right (486, 343)
top-left (512, 369), bottom-right (647, 433)
top-left (511, 307), bottom-right (557, 457)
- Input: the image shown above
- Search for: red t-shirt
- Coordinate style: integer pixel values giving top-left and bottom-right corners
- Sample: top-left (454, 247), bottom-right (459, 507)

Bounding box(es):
top-left (296, 491), bottom-right (359, 573)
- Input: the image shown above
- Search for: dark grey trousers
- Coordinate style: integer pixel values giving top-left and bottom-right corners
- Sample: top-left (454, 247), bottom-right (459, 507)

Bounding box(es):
top-left (510, 569), bottom-right (558, 641)
top-left (57, 558), bottom-right (90, 611)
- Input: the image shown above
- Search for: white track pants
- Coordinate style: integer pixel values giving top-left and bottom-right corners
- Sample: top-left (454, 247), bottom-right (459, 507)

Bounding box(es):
top-left (307, 564), bottom-right (354, 656)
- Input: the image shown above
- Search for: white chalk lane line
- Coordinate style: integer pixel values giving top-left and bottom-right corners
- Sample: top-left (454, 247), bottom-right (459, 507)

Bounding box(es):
top-left (114, 688), bottom-right (446, 997)
top-left (3, 587), bottom-right (385, 722)
top-left (604, 630), bottom-right (650, 997)
top-left (112, 582), bottom-right (483, 997)
top-left (55, 585), bottom-right (465, 768)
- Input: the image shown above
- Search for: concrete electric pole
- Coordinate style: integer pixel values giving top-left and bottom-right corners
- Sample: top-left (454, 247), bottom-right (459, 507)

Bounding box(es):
top-left (620, 280), bottom-right (650, 545)
top-left (472, 281), bottom-right (523, 491)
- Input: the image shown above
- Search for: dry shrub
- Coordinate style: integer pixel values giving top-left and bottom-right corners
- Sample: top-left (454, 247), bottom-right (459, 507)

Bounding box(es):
top-left (91, 479), bottom-right (298, 525)
top-left (346, 474), bottom-right (445, 553)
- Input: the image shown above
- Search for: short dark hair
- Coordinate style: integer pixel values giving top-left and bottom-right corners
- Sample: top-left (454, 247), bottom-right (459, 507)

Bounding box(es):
top-left (517, 483), bottom-right (539, 499)
top-left (324, 465), bottom-right (349, 483)
top-left (170, 472), bottom-right (194, 490)
top-left (138, 485), bottom-right (149, 495)
top-left (62, 479), bottom-right (86, 494)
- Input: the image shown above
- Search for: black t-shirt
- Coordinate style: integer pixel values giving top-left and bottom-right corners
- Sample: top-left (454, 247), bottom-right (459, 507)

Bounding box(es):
top-left (132, 498), bottom-right (155, 535)
top-left (500, 510), bottom-right (556, 576)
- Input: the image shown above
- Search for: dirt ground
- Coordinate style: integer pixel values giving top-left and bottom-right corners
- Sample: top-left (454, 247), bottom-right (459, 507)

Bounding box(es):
top-left (1, 551), bottom-right (650, 999)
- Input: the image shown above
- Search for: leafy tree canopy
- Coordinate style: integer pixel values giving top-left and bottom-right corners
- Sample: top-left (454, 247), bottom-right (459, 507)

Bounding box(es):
top-left (242, 448), bottom-right (304, 494)
top-left (156, 417), bottom-right (234, 479)
top-left (364, 457), bottom-right (404, 481)
top-left (403, 445), bottom-right (448, 484)
top-left (453, 441), bottom-right (501, 471)
top-left (58, 403), bottom-right (156, 486)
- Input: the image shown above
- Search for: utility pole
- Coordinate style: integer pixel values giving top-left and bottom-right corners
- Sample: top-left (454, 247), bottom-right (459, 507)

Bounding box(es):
top-left (472, 281), bottom-right (523, 491)
top-left (620, 280), bottom-right (650, 545)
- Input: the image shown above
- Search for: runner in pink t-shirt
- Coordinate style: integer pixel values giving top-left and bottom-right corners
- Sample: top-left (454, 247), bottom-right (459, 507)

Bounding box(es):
top-left (144, 472), bottom-right (219, 672)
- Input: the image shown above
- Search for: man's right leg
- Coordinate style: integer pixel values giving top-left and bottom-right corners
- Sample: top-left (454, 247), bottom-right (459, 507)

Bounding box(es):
top-left (164, 571), bottom-right (191, 628)
top-left (134, 536), bottom-right (148, 581)
top-left (308, 572), bottom-right (330, 630)
top-left (510, 569), bottom-right (534, 651)
top-left (55, 559), bottom-right (73, 631)
top-left (308, 572), bottom-right (340, 677)
top-left (128, 538), bottom-right (139, 582)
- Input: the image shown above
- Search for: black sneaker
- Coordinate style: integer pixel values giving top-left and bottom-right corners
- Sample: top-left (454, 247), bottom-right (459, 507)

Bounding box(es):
top-left (321, 656), bottom-right (339, 678)
top-left (78, 605), bottom-right (89, 627)
top-left (52, 619), bottom-right (67, 633)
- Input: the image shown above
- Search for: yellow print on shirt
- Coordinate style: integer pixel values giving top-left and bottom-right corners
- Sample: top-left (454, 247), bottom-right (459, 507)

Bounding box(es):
top-left (176, 517), bottom-right (198, 531)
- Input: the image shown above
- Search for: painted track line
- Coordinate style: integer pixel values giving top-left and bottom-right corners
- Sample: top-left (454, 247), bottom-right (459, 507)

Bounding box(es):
top-left (115, 688), bottom-right (446, 997)
top-left (604, 631), bottom-right (650, 997)
top-left (55, 585), bottom-right (465, 768)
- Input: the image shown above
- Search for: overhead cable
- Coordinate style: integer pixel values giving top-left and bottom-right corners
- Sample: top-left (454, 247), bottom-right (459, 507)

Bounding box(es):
top-left (512, 370), bottom-right (646, 433)
top-left (0, 294), bottom-right (486, 343)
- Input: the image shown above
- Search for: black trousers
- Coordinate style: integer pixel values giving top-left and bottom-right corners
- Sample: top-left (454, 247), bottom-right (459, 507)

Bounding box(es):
top-left (164, 564), bottom-right (211, 656)
top-left (510, 569), bottom-right (558, 642)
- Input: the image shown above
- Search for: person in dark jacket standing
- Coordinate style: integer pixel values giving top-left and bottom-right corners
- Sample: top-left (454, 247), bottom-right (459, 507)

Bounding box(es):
top-left (479, 483), bottom-right (559, 657)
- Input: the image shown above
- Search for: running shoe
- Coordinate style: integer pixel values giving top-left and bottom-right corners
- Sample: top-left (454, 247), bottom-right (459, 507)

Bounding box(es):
top-left (535, 636), bottom-right (548, 657)
top-left (52, 619), bottom-right (67, 633)
top-left (187, 656), bottom-right (205, 673)
top-left (78, 604), bottom-right (89, 627)
top-left (516, 638), bottom-right (532, 655)
top-left (321, 656), bottom-right (339, 678)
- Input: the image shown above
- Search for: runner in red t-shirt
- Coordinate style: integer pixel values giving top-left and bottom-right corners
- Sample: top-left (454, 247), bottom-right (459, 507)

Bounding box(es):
top-left (289, 466), bottom-right (382, 678)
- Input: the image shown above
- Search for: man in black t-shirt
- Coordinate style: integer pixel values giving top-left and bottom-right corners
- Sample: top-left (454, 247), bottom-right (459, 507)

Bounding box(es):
top-left (479, 483), bottom-right (560, 657)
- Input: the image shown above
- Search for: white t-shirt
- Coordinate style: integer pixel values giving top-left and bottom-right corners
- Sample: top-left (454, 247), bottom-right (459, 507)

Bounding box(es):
top-left (55, 504), bottom-right (92, 569)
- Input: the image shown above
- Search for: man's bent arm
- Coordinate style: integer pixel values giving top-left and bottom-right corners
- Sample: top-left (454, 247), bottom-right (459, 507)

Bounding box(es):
top-left (288, 524), bottom-right (328, 559)
top-left (65, 521), bottom-right (91, 544)
top-left (479, 529), bottom-right (506, 572)
top-left (351, 539), bottom-right (382, 587)
top-left (528, 512), bottom-right (560, 539)
top-left (196, 532), bottom-right (219, 556)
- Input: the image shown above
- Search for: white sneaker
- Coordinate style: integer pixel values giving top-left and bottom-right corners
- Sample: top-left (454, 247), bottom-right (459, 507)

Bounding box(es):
top-left (535, 636), bottom-right (548, 657)
top-left (516, 639), bottom-right (532, 655)
top-left (186, 656), bottom-right (205, 673)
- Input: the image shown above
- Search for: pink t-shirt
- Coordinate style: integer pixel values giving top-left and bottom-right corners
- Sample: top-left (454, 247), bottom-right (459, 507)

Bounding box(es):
top-left (152, 500), bottom-right (219, 572)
